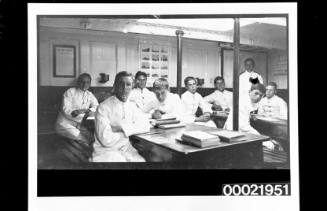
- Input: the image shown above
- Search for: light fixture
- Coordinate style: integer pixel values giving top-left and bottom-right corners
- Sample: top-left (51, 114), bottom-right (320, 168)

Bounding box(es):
top-left (80, 19), bottom-right (92, 29)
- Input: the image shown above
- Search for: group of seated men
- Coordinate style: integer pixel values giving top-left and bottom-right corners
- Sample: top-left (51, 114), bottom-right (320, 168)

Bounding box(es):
top-left (54, 58), bottom-right (288, 162)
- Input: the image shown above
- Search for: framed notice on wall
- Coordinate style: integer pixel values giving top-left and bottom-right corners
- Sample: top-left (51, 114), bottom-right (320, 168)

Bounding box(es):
top-left (139, 43), bottom-right (170, 86)
top-left (53, 45), bottom-right (76, 78)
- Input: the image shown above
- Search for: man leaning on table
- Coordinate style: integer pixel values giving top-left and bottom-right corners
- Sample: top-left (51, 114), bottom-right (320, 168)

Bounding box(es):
top-left (204, 76), bottom-right (233, 112)
top-left (181, 76), bottom-right (216, 127)
top-left (224, 83), bottom-right (277, 150)
top-left (258, 82), bottom-right (288, 120)
top-left (143, 77), bottom-right (186, 121)
top-left (91, 71), bottom-right (151, 162)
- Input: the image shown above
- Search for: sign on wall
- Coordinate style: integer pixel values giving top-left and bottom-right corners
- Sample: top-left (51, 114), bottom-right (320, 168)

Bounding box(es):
top-left (53, 45), bottom-right (76, 78)
top-left (139, 43), bottom-right (170, 86)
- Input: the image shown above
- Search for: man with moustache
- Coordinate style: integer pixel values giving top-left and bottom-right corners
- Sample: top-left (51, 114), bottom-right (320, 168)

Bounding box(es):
top-left (91, 71), bottom-right (151, 162)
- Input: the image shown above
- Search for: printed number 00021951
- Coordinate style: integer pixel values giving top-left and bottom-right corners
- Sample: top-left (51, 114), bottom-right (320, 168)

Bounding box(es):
top-left (222, 183), bottom-right (290, 196)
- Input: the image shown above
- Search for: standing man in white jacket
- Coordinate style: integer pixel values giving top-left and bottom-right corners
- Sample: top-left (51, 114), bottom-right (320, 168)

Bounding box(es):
top-left (239, 58), bottom-right (263, 98)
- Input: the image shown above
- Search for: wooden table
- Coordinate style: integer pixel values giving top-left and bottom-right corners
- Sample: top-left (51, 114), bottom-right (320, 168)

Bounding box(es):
top-left (250, 116), bottom-right (288, 145)
top-left (250, 115), bottom-right (289, 166)
top-left (130, 124), bottom-right (270, 169)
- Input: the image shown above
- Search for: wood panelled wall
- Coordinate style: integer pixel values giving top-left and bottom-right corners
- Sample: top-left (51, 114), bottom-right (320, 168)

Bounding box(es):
top-left (39, 26), bottom-right (287, 89)
top-left (39, 26), bottom-right (221, 88)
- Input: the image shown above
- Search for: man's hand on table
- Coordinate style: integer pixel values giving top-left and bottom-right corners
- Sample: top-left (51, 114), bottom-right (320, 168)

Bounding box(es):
top-left (152, 109), bottom-right (164, 119)
top-left (195, 113), bottom-right (211, 122)
top-left (71, 109), bottom-right (89, 117)
top-left (212, 103), bottom-right (223, 111)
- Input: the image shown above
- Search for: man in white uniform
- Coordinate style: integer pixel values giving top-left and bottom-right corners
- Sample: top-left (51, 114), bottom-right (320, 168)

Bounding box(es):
top-left (224, 83), bottom-right (265, 134)
top-left (239, 58), bottom-right (263, 98)
top-left (92, 71), bottom-right (151, 162)
top-left (258, 82), bottom-right (288, 120)
top-left (204, 76), bottom-right (233, 112)
top-left (224, 83), bottom-right (276, 150)
top-left (129, 71), bottom-right (156, 112)
top-left (181, 76), bottom-right (216, 127)
top-left (55, 73), bottom-right (99, 145)
top-left (143, 78), bottom-right (186, 121)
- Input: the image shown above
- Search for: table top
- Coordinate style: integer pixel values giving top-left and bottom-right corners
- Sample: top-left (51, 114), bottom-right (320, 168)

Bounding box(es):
top-left (251, 115), bottom-right (288, 126)
top-left (131, 123), bottom-right (270, 155)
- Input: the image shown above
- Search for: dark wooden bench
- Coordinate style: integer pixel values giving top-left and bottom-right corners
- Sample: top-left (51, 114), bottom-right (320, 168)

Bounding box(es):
top-left (38, 129), bottom-right (94, 167)
top-left (60, 138), bottom-right (93, 163)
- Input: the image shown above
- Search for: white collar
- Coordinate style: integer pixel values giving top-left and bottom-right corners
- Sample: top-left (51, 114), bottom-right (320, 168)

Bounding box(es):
top-left (76, 87), bottom-right (88, 93)
top-left (266, 95), bottom-right (277, 100)
top-left (113, 95), bottom-right (128, 105)
top-left (136, 87), bottom-right (147, 92)
top-left (186, 90), bottom-right (197, 95)
top-left (215, 89), bottom-right (225, 94)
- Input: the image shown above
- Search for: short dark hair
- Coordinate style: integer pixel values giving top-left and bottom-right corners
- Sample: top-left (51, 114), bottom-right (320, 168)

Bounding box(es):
top-left (113, 71), bottom-right (133, 88)
top-left (214, 76), bottom-right (224, 84)
top-left (250, 83), bottom-right (266, 94)
top-left (135, 71), bottom-right (147, 79)
top-left (153, 78), bottom-right (169, 90)
top-left (267, 82), bottom-right (278, 90)
top-left (184, 76), bottom-right (197, 86)
top-left (77, 73), bottom-right (92, 84)
top-left (244, 58), bottom-right (255, 66)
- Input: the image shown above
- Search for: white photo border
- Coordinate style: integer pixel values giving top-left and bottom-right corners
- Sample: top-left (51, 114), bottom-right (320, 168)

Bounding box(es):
top-left (28, 3), bottom-right (298, 211)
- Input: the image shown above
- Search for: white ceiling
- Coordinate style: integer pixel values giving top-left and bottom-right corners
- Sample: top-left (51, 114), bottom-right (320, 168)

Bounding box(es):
top-left (137, 17), bottom-right (286, 32)
top-left (40, 17), bottom-right (287, 49)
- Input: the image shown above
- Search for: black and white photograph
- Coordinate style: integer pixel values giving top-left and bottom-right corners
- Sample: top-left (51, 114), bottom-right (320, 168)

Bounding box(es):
top-left (28, 3), bottom-right (299, 211)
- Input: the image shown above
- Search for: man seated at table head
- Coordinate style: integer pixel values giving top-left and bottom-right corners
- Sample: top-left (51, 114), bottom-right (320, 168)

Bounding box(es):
top-left (55, 73), bottom-right (99, 146)
top-left (181, 76), bottom-right (216, 127)
top-left (258, 82), bottom-right (288, 120)
top-left (129, 71), bottom-right (156, 112)
top-left (204, 76), bottom-right (233, 112)
top-left (143, 77), bottom-right (186, 121)
top-left (91, 71), bottom-right (151, 162)
top-left (224, 82), bottom-right (266, 135)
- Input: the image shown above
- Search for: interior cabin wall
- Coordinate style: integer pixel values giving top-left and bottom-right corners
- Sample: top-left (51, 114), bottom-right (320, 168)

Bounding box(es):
top-left (39, 26), bottom-right (221, 88)
top-left (38, 26), bottom-right (289, 128)
top-left (267, 49), bottom-right (288, 89)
